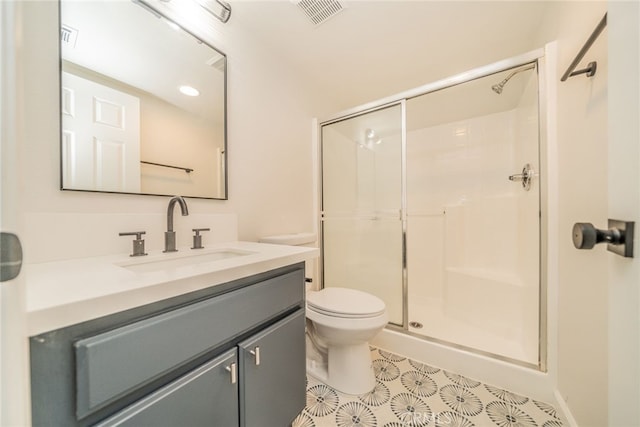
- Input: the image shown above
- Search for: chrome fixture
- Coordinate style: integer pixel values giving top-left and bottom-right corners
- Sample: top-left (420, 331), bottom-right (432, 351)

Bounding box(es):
top-left (225, 362), bottom-right (237, 384)
top-left (164, 196), bottom-right (189, 252)
top-left (132, 0), bottom-right (162, 19)
top-left (140, 0), bottom-right (231, 23)
top-left (491, 64), bottom-right (536, 94)
top-left (196, 0), bottom-right (232, 23)
top-left (249, 346), bottom-right (261, 365)
top-left (119, 231), bottom-right (148, 257)
top-left (509, 163), bottom-right (535, 191)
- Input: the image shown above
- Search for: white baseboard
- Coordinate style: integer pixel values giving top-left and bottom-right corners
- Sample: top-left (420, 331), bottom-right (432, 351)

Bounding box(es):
top-left (553, 390), bottom-right (578, 427)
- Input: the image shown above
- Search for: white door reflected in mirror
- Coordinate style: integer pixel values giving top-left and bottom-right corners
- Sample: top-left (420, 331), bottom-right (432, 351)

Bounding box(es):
top-left (62, 71), bottom-right (141, 193)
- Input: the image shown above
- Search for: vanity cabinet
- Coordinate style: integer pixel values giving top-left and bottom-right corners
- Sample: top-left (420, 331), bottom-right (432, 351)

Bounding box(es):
top-left (238, 311), bottom-right (306, 427)
top-left (95, 349), bottom-right (240, 427)
top-left (30, 263), bottom-right (306, 427)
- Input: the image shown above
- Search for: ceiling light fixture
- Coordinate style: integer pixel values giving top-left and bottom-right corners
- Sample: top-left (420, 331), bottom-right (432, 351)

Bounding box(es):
top-left (166, 20), bottom-right (181, 31)
top-left (179, 85), bottom-right (200, 97)
top-left (195, 0), bottom-right (231, 23)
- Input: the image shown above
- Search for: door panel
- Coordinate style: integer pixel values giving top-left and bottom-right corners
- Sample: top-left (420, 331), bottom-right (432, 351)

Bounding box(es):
top-left (95, 350), bottom-right (239, 427)
top-left (61, 71), bottom-right (140, 193)
top-left (0, 1), bottom-right (29, 425)
top-left (238, 310), bottom-right (305, 427)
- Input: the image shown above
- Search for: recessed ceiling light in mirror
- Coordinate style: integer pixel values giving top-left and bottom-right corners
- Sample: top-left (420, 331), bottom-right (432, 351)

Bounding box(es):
top-left (179, 85), bottom-right (200, 96)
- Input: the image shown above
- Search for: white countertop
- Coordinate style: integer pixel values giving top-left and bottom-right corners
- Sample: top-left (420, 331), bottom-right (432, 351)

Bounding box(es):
top-left (26, 241), bottom-right (318, 336)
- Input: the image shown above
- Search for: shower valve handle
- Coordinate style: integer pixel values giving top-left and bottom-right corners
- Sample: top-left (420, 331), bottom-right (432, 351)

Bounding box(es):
top-left (508, 163), bottom-right (534, 191)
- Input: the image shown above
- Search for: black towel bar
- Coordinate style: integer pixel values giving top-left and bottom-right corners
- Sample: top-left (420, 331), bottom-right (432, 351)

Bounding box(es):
top-left (140, 161), bottom-right (193, 173)
top-left (561, 13), bottom-right (607, 82)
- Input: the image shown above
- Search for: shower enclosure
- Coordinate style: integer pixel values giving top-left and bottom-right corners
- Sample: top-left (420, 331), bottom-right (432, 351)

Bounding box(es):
top-left (320, 56), bottom-right (544, 368)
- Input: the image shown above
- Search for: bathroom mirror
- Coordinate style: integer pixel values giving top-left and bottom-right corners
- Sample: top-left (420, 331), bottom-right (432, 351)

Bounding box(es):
top-left (59, 0), bottom-right (227, 199)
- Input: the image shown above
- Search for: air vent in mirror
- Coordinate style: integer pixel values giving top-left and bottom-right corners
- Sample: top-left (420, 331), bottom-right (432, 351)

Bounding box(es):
top-left (294, 0), bottom-right (344, 26)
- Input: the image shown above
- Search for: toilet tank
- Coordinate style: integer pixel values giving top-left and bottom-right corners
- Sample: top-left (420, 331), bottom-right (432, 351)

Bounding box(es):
top-left (259, 233), bottom-right (317, 291)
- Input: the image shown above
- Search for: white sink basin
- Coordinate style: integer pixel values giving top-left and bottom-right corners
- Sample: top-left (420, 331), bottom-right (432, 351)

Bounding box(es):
top-left (118, 248), bottom-right (255, 273)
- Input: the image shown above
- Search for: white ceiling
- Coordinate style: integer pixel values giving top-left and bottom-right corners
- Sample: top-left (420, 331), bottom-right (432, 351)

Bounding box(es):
top-left (61, 0), bottom-right (225, 123)
top-left (60, 1), bottom-right (551, 133)
top-left (230, 1), bottom-right (551, 113)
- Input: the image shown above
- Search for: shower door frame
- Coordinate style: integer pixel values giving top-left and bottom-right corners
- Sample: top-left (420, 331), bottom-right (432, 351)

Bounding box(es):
top-left (318, 47), bottom-right (548, 371)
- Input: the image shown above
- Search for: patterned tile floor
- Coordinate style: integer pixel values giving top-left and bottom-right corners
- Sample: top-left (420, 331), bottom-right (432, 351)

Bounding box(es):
top-left (292, 347), bottom-right (563, 427)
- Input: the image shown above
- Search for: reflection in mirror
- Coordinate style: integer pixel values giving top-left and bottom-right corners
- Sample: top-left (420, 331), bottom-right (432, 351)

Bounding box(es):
top-left (60, 0), bottom-right (227, 199)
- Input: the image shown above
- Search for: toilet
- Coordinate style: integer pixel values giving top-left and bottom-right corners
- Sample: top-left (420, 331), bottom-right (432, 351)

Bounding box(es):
top-left (306, 287), bottom-right (388, 395)
top-left (259, 233), bottom-right (387, 395)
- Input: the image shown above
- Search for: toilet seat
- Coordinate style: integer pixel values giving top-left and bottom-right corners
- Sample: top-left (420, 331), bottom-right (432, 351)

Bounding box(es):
top-left (307, 287), bottom-right (386, 319)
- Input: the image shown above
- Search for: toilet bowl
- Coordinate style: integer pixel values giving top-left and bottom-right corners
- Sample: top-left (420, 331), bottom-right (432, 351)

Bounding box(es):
top-left (306, 287), bottom-right (388, 395)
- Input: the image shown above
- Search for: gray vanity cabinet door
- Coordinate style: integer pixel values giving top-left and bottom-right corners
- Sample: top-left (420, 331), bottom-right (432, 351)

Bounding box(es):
top-left (95, 349), bottom-right (239, 427)
top-left (238, 310), bottom-right (306, 427)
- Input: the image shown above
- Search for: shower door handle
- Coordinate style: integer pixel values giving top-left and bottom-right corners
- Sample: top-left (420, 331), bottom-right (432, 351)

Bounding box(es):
top-left (509, 163), bottom-right (535, 191)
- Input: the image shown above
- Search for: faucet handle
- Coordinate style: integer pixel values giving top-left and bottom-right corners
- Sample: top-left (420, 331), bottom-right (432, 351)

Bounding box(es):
top-left (191, 228), bottom-right (210, 250)
top-left (119, 231), bottom-right (148, 257)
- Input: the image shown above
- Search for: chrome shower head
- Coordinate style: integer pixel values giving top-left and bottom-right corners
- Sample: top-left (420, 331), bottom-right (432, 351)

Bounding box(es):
top-left (491, 64), bottom-right (536, 95)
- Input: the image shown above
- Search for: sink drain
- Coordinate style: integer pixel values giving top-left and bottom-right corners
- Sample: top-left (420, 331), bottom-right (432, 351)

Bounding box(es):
top-left (409, 321), bottom-right (423, 329)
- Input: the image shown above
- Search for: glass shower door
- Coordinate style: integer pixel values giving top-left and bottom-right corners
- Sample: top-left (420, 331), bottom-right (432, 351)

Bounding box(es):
top-left (321, 104), bottom-right (404, 325)
top-left (405, 64), bottom-right (541, 365)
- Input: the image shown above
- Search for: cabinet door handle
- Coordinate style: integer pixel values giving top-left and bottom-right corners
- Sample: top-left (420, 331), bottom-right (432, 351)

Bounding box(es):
top-left (225, 362), bottom-right (237, 384)
top-left (249, 346), bottom-right (261, 366)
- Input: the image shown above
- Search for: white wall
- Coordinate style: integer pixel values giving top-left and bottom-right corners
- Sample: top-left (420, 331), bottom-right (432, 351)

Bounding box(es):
top-left (534, 2), bottom-right (609, 426)
top-left (18, 1), bottom-right (322, 263)
top-left (139, 94), bottom-right (222, 198)
top-left (608, 2), bottom-right (640, 426)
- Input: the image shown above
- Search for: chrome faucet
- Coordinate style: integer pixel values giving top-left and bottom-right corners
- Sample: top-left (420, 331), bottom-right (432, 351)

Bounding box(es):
top-left (164, 196), bottom-right (189, 252)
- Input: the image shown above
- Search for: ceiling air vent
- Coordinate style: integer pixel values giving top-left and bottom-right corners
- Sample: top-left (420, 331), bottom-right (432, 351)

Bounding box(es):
top-left (295, 0), bottom-right (344, 26)
top-left (60, 24), bottom-right (78, 48)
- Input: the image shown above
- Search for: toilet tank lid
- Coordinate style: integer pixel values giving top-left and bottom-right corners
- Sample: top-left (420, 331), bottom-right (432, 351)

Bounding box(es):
top-left (307, 287), bottom-right (386, 316)
top-left (259, 232), bottom-right (316, 246)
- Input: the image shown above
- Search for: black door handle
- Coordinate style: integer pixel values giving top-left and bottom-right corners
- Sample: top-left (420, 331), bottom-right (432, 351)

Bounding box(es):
top-left (0, 232), bottom-right (23, 282)
top-left (572, 220), bottom-right (634, 258)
